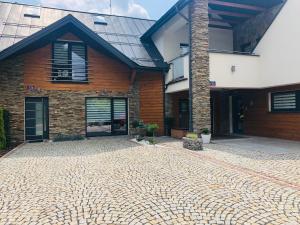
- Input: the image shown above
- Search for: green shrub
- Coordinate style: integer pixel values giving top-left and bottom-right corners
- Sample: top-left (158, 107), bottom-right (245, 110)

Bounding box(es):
top-left (186, 132), bottom-right (198, 140)
top-left (145, 123), bottom-right (159, 137)
top-left (147, 137), bottom-right (156, 145)
top-left (201, 128), bottom-right (211, 135)
top-left (0, 108), bottom-right (6, 150)
top-left (53, 134), bottom-right (85, 142)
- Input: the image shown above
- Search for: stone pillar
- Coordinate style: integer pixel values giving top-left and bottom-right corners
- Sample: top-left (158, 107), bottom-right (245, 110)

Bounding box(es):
top-left (128, 77), bottom-right (140, 126)
top-left (190, 0), bottom-right (211, 134)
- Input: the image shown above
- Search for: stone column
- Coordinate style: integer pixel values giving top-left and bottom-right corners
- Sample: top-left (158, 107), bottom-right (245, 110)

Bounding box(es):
top-left (190, 0), bottom-right (211, 133)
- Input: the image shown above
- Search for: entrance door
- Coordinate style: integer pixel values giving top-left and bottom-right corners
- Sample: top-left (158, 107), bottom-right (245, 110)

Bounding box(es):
top-left (232, 96), bottom-right (245, 134)
top-left (86, 98), bottom-right (128, 137)
top-left (25, 97), bottom-right (49, 141)
top-left (179, 99), bottom-right (189, 129)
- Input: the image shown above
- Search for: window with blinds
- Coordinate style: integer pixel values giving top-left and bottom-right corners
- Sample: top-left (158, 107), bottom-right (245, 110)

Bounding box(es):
top-left (52, 41), bottom-right (87, 82)
top-left (271, 91), bottom-right (299, 112)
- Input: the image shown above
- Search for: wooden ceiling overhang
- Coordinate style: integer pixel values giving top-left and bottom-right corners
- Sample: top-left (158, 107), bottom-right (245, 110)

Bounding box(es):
top-left (208, 0), bottom-right (284, 29)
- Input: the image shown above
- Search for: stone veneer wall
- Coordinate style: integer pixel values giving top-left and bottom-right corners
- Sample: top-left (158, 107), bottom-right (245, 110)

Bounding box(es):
top-left (0, 56), bottom-right (141, 142)
top-left (0, 57), bottom-right (25, 143)
top-left (190, 0), bottom-right (211, 133)
top-left (233, 2), bottom-right (285, 52)
top-left (24, 89), bottom-right (139, 139)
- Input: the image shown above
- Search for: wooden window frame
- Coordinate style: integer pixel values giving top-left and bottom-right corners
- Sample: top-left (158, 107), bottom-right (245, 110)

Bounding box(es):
top-left (52, 41), bottom-right (88, 83)
top-left (271, 90), bottom-right (300, 113)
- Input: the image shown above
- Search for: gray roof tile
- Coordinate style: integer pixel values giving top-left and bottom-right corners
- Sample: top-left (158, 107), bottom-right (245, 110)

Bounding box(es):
top-left (0, 1), bottom-right (165, 68)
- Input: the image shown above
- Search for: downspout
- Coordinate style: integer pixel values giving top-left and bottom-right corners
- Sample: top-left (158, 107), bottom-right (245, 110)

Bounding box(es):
top-left (188, 1), bottom-right (193, 132)
top-left (176, 1), bottom-right (193, 132)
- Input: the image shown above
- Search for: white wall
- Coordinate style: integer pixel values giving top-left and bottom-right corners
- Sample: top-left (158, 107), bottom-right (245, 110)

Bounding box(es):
top-left (254, 0), bottom-right (300, 87)
top-left (209, 52), bottom-right (261, 89)
top-left (152, 6), bottom-right (189, 62)
top-left (209, 28), bottom-right (233, 51)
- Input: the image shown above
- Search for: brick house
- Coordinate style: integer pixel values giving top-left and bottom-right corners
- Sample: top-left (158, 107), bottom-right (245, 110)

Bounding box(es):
top-left (0, 2), bottom-right (167, 142)
top-left (1, 0), bottom-right (300, 143)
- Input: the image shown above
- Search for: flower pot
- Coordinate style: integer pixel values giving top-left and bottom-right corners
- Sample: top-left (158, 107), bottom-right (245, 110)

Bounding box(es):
top-left (201, 134), bottom-right (211, 144)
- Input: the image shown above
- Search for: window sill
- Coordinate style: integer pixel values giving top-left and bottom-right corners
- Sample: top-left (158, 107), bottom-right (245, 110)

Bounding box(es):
top-left (269, 111), bottom-right (300, 114)
top-left (50, 80), bottom-right (89, 84)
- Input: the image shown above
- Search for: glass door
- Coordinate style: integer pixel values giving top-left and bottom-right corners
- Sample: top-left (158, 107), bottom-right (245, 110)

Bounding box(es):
top-left (86, 98), bottom-right (112, 137)
top-left (112, 98), bottom-right (128, 135)
top-left (86, 98), bottom-right (128, 137)
top-left (25, 97), bottom-right (49, 141)
top-left (179, 99), bottom-right (189, 130)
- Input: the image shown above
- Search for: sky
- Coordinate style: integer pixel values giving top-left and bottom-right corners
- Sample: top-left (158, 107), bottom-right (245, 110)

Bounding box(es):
top-left (5, 0), bottom-right (178, 20)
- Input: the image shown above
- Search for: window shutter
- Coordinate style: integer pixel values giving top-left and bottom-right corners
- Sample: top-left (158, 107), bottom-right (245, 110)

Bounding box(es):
top-left (71, 44), bottom-right (87, 81)
top-left (272, 92), bottom-right (297, 111)
top-left (53, 43), bottom-right (70, 79)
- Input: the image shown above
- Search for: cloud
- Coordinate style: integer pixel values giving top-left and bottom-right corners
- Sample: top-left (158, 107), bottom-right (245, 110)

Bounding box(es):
top-left (40, 0), bottom-right (150, 19)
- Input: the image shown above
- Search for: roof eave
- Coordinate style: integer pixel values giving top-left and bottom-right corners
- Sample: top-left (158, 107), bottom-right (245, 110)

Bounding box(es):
top-left (141, 0), bottom-right (190, 41)
top-left (0, 14), bottom-right (142, 69)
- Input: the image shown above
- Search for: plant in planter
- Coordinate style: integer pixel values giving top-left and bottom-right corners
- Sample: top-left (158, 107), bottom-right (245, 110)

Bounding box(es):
top-left (201, 128), bottom-right (211, 144)
top-left (183, 132), bottom-right (203, 151)
top-left (145, 123), bottom-right (159, 137)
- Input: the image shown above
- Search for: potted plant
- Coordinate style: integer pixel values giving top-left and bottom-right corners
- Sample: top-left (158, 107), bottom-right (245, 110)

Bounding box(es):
top-left (201, 128), bottom-right (211, 144)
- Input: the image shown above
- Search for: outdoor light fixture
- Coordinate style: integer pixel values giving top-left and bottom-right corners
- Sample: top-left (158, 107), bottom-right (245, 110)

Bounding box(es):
top-left (231, 65), bottom-right (236, 73)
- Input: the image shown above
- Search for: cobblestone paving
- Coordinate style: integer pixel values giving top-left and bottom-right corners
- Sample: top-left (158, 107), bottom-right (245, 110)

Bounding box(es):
top-left (0, 137), bottom-right (299, 225)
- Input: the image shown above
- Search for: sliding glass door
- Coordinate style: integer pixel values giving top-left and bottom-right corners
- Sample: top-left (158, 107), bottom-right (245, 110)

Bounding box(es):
top-left (86, 98), bottom-right (128, 137)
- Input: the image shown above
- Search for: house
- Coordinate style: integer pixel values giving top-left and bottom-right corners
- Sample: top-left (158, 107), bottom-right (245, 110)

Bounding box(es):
top-left (1, 0), bottom-right (300, 143)
top-left (142, 0), bottom-right (300, 141)
top-left (0, 1), bottom-right (167, 142)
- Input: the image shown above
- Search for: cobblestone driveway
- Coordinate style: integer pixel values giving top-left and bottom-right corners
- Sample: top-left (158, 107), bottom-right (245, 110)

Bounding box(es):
top-left (0, 137), bottom-right (299, 225)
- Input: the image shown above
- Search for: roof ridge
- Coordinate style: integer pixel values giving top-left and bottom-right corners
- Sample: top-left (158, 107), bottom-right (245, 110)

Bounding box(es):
top-left (0, 0), bottom-right (156, 22)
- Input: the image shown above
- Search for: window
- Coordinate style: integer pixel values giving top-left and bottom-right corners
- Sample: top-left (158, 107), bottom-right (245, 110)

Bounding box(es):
top-left (52, 42), bottom-right (87, 82)
top-left (94, 15), bottom-right (108, 25)
top-left (24, 6), bottom-right (41, 18)
top-left (271, 91), bottom-right (300, 112)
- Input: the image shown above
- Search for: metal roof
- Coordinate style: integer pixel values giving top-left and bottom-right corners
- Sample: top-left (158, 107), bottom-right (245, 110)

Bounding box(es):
top-left (0, 1), bottom-right (167, 69)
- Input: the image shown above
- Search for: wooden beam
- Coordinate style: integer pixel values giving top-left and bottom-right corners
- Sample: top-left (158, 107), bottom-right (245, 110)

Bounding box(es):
top-left (209, 18), bottom-right (240, 25)
top-left (209, 9), bottom-right (253, 18)
top-left (209, 21), bottom-right (232, 28)
top-left (209, 0), bottom-right (265, 12)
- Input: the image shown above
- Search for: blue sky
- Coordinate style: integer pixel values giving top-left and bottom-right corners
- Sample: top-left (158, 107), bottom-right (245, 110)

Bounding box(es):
top-left (5, 0), bottom-right (178, 19)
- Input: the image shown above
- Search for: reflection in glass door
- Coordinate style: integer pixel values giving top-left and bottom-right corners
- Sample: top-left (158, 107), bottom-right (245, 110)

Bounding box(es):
top-left (86, 98), bottom-right (128, 137)
top-left (113, 99), bottom-right (127, 134)
top-left (25, 97), bottom-right (49, 141)
top-left (86, 98), bottom-right (112, 136)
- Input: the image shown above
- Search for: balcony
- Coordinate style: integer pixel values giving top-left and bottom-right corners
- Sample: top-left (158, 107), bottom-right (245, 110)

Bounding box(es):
top-left (165, 53), bottom-right (189, 93)
top-left (209, 51), bottom-right (261, 89)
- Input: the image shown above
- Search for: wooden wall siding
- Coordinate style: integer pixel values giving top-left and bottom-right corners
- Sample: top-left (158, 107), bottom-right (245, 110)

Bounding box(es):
top-left (139, 73), bottom-right (164, 135)
top-left (24, 42), bottom-right (131, 92)
top-left (243, 84), bottom-right (300, 141)
top-left (58, 33), bottom-right (81, 41)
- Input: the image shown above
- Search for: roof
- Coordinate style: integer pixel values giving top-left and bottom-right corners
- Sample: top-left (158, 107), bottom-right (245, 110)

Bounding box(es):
top-left (0, 1), bottom-right (168, 70)
top-left (141, 0), bottom-right (284, 40)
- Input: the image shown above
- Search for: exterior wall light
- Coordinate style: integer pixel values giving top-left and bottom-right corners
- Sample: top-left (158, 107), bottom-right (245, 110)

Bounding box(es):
top-left (231, 65), bottom-right (236, 73)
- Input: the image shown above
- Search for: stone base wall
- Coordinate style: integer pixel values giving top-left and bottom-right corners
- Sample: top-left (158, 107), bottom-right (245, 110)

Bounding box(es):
top-left (25, 90), bottom-right (135, 139)
top-left (0, 57), bottom-right (25, 143)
